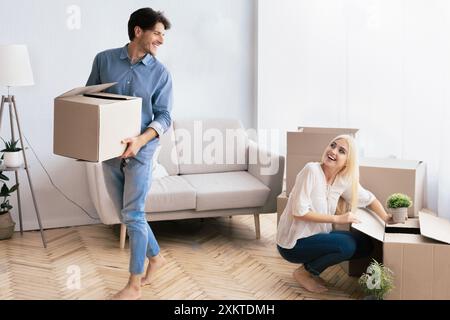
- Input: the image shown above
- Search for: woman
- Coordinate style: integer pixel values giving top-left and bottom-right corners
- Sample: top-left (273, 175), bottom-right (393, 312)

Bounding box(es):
top-left (277, 135), bottom-right (391, 293)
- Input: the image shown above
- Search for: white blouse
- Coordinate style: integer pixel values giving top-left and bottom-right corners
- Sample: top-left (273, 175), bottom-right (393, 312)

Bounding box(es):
top-left (277, 162), bottom-right (375, 249)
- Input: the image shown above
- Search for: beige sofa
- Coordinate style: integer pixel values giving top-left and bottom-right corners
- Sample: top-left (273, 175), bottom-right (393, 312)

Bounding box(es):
top-left (86, 119), bottom-right (284, 248)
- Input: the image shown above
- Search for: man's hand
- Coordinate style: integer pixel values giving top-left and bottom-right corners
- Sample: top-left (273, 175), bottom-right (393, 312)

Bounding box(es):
top-left (121, 128), bottom-right (159, 159)
top-left (333, 211), bottom-right (361, 224)
top-left (121, 136), bottom-right (145, 159)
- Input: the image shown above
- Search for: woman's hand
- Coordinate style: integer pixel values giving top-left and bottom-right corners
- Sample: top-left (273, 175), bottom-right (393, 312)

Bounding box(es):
top-left (384, 213), bottom-right (395, 224)
top-left (368, 198), bottom-right (394, 224)
top-left (333, 211), bottom-right (361, 224)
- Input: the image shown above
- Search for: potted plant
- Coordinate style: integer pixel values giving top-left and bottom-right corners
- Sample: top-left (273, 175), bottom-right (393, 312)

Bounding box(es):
top-left (1, 137), bottom-right (23, 168)
top-left (358, 259), bottom-right (395, 300)
top-left (386, 193), bottom-right (412, 223)
top-left (0, 171), bottom-right (18, 240)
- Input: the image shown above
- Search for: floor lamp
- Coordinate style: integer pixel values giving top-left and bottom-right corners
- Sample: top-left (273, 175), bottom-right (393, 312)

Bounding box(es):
top-left (0, 45), bottom-right (46, 247)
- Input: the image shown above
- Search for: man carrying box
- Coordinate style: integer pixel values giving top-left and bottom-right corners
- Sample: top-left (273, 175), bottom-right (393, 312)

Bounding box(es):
top-left (86, 7), bottom-right (173, 300)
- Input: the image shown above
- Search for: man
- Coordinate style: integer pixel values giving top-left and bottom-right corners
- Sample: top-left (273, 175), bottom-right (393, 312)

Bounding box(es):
top-left (86, 7), bottom-right (173, 300)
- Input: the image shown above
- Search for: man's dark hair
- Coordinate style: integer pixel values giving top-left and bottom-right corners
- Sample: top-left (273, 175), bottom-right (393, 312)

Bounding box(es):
top-left (128, 8), bottom-right (171, 41)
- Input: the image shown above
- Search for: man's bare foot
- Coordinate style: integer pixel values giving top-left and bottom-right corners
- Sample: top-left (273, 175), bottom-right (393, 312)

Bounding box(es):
top-left (111, 284), bottom-right (141, 300)
top-left (141, 253), bottom-right (167, 287)
top-left (293, 266), bottom-right (328, 293)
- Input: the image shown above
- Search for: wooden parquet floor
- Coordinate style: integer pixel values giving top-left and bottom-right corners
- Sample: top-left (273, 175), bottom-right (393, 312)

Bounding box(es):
top-left (0, 213), bottom-right (363, 300)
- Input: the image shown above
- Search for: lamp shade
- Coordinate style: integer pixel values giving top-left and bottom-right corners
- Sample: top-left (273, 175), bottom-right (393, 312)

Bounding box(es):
top-left (0, 44), bottom-right (34, 87)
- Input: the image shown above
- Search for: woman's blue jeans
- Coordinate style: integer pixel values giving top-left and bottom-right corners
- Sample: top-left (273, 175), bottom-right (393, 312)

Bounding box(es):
top-left (103, 145), bottom-right (159, 275)
top-left (277, 230), bottom-right (373, 276)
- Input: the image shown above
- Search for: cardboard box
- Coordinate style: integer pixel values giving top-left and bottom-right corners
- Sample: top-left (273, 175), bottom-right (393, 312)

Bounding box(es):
top-left (360, 158), bottom-right (426, 218)
top-left (341, 217), bottom-right (419, 277)
top-left (277, 191), bottom-right (288, 225)
top-left (351, 208), bottom-right (450, 300)
top-left (286, 127), bottom-right (359, 195)
top-left (54, 83), bottom-right (141, 162)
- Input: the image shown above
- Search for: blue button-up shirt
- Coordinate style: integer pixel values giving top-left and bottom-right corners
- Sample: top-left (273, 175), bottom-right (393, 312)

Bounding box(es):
top-left (86, 44), bottom-right (173, 155)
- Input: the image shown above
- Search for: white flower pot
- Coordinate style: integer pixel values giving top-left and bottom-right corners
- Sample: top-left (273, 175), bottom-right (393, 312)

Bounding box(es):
top-left (390, 207), bottom-right (408, 224)
top-left (3, 151), bottom-right (23, 168)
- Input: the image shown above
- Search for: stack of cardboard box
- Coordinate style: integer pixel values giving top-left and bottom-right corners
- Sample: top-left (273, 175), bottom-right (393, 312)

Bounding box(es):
top-left (279, 127), bottom-right (426, 221)
top-left (277, 127), bottom-right (450, 299)
top-left (359, 158), bottom-right (425, 218)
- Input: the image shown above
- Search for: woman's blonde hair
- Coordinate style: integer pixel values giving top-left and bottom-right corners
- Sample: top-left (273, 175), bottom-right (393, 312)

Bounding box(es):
top-left (320, 134), bottom-right (360, 213)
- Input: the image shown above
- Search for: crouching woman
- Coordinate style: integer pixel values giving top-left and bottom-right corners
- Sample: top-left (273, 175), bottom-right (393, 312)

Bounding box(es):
top-left (276, 135), bottom-right (391, 293)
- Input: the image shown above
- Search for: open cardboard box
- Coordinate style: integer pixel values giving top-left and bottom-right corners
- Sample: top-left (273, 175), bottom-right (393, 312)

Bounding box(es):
top-left (286, 127), bottom-right (359, 194)
top-left (351, 208), bottom-right (450, 300)
top-left (54, 83), bottom-right (142, 162)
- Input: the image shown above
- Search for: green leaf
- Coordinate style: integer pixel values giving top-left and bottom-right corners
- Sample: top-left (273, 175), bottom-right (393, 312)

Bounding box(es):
top-left (0, 172), bottom-right (9, 181)
top-left (9, 184), bottom-right (18, 193)
top-left (0, 183), bottom-right (9, 197)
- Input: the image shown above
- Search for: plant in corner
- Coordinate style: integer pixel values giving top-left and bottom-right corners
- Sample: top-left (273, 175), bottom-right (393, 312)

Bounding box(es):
top-left (1, 137), bottom-right (23, 168)
top-left (358, 259), bottom-right (395, 300)
top-left (0, 171), bottom-right (18, 240)
top-left (386, 193), bottom-right (412, 224)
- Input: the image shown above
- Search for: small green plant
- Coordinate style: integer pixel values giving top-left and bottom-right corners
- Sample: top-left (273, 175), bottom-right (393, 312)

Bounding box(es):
top-left (358, 259), bottom-right (395, 300)
top-left (386, 193), bottom-right (412, 209)
top-left (0, 182), bottom-right (19, 215)
top-left (1, 137), bottom-right (22, 152)
top-left (0, 170), bottom-right (18, 215)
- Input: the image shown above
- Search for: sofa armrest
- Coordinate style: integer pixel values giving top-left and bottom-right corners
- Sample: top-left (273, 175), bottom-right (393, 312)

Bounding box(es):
top-left (247, 140), bottom-right (285, 213)
top-left (85, 162), bottom-right (121, 225)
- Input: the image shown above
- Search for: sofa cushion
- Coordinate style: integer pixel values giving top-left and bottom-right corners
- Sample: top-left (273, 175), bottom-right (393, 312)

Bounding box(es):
top-left (158, 123), bottom-right (179, 176)
top-left (152, 146), bottom-right (169, 179)
top-left (145, 176), bottom-right (196, 212)
top-left (181, 171), bottom-right (270, 211)
top-left (174, 119), bottom-right (249, 175)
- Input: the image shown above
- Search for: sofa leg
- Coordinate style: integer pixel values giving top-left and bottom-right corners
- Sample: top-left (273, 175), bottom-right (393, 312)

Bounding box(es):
top-left (120, 223), bottom-right (127, 249)
top-left (254, 214), bottom-right (261, 239)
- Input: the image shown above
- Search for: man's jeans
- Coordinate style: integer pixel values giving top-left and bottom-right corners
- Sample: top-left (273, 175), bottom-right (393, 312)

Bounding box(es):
top-left (103, 145), bottom-right (159, 275)
top-left (277, 230), bottom-right (373, 276)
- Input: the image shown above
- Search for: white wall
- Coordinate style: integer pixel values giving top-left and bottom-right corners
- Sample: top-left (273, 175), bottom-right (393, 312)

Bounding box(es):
top-left (0, 0), bottom-right (257, 230)
top-left (258, 0), bottom-right (450, 217)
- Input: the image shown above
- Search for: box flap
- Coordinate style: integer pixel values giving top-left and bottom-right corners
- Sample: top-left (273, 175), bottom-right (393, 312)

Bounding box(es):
top-left (83, 92), bottom-right (134, 100)
top-left (57, 82), bottom-right (117, 98)
top-left (360, 158), bottom-right (423, 169)
top-left (419, 208), bottom-right (437, 216)
top-left (386, 218), bottom-right (420, 230)
top-left (419, 210), bottom-right (450, 244)
top-left (297, 127), bottom-right (359, 135)
top-left (351, 208), bottom-right (385, 242)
